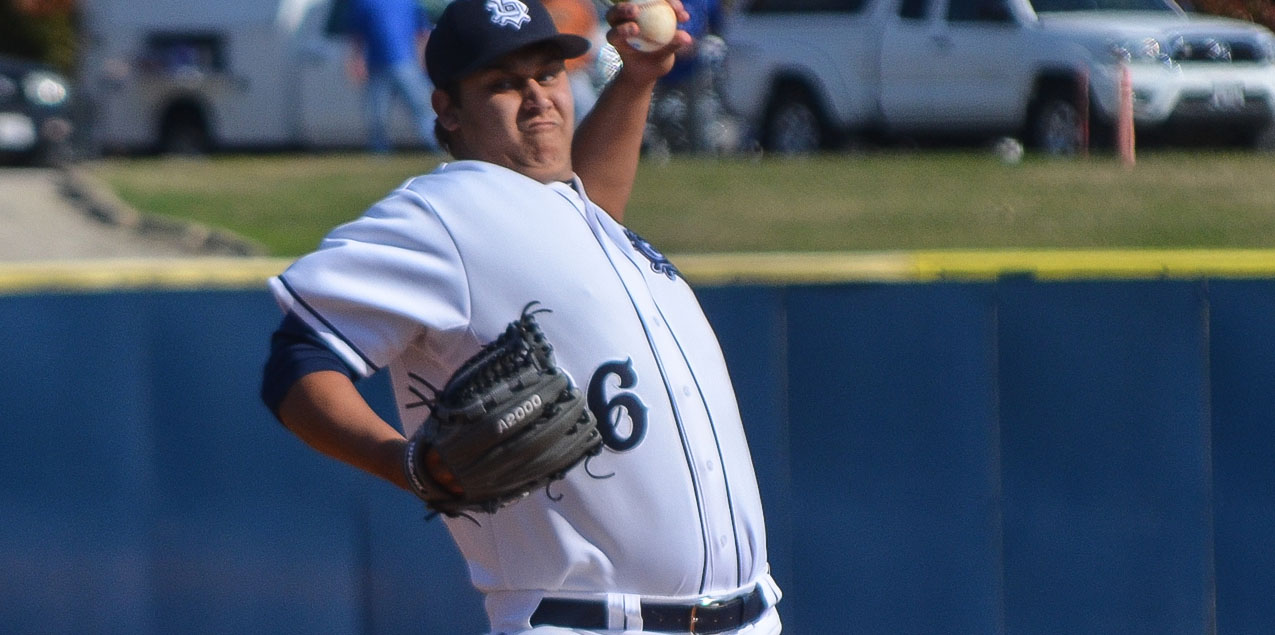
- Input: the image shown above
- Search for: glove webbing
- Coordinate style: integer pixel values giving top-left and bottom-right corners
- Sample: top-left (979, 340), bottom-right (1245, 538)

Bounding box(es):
top-left (441, 303), bottom-right (553, 408)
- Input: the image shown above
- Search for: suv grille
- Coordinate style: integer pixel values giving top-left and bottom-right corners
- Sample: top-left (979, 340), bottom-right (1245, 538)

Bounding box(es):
top-left (1169, 37), bottom-right (1267, 62)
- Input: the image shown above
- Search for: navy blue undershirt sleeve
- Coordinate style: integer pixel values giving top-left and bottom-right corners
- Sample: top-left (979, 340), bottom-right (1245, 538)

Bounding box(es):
top-left (261, 311), bottom-right (358, 419)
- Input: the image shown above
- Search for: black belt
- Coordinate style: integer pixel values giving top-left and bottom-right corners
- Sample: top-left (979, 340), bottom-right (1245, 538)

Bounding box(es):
top-left (530, 585), bottom-right (766, 633)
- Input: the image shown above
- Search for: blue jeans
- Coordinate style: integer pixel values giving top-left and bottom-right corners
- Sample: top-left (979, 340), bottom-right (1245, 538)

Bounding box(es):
top-left (365, 61), bottom-right (439, 153)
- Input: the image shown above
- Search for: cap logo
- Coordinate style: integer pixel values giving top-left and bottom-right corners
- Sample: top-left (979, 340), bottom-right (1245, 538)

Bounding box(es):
top-left (485, 0), bottom-right (531, 29)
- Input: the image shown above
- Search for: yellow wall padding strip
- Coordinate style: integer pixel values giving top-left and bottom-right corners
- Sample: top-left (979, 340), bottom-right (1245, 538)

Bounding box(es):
top-left (676, 250), bottom-right (1275, 284)
top-left (0, 258), bottom-right (289, 294)
top-left (2, 250), bottom-right (1275, 294)
top-left (907, 249), bottom-right (1275, 281)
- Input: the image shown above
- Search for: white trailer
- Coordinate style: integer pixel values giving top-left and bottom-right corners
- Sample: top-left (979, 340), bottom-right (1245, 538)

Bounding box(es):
top-left (78, 0), bottom-right (427, 153)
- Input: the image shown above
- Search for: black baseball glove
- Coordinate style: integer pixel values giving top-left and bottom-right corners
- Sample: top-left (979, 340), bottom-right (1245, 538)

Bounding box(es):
top-left (403, 303), bottom-right (602, 518)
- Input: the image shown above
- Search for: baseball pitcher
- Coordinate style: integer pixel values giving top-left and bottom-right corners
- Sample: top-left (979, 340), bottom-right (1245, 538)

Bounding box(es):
top-left (260, 0), bottom-right (781, 632)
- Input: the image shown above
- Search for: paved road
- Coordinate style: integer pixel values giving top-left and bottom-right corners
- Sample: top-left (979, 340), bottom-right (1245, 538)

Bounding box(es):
top-left (0, 167), bottom-right (192, 262)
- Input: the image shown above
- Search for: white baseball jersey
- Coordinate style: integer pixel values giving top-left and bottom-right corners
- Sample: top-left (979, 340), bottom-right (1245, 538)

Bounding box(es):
top-left (269, 160), bottom-right (780, 632)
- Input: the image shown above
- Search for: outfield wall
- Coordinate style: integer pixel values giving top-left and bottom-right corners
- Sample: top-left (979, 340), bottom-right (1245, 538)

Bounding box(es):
top-left (3, 252), bottom-right (1274, 634)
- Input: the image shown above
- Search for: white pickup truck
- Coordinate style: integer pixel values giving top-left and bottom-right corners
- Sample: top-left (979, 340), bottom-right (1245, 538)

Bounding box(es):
top-left (78, 0), bottom-right (431, 154)
top-left (719, 0), bottom-right (1275, 153)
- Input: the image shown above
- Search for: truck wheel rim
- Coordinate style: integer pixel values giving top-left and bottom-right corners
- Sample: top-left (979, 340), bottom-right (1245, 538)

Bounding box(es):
top-left (770, 102), bottom-right (820, 153)
top-left (1039, 102), bottom-right (1081, 155)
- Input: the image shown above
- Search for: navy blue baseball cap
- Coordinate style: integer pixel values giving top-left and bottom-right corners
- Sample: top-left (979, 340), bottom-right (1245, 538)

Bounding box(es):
top-left (426, 0), bottom-right (591, 87)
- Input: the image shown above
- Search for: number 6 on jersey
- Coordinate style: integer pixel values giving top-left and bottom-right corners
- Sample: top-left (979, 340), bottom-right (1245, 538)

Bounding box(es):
top-left (588, 359), bottom-right (648, 451)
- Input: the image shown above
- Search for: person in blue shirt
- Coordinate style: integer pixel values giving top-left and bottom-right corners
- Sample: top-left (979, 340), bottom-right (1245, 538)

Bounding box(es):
top-left (345, 0), bottom-right (441, 153)
top-left (649, 0), bottom-right (723, 153)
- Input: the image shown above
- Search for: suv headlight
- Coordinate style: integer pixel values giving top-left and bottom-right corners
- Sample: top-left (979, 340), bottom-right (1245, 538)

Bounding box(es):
top-left (1107, 37), bottom-right (1175, 67)
top-left (1257, 34), bottom-right (1275, 63)
top-left (23, 71), bottom-right (69, 107)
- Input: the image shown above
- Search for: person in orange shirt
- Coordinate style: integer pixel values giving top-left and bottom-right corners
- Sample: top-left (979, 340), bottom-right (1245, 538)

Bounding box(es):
top-left (543, 0), bottom-right (603, 122)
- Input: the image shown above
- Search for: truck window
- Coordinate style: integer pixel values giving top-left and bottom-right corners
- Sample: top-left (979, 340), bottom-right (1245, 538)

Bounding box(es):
top-left (138, 34), bottom-right (226, 76)
top-left (899, 0), bottom-right (929, 19)
top-left (947, 0), bottom-right (1013, 21)
top-left (1028, 0), bottom-right (1175, 11)
top-left (747, 0), bottom-right (868, 14)
top-left (325, 0), bottom-right (354, 36)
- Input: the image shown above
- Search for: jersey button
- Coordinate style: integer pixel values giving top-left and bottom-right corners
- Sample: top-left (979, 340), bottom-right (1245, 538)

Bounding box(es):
top-left (705, 459), bottom-right (716, 472)
top-left (718, 535), bottom-right (729, 548)
top-left (682, 385), bottom-right (692, 396)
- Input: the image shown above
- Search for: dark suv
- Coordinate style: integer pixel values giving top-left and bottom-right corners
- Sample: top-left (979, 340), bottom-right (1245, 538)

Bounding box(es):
top-left (0, 55), bottom-right (74, 165)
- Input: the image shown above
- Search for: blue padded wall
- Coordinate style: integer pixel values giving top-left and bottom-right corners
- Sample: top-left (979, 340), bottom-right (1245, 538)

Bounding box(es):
top-left (1209, 280), bottom-right (1275, 635)
top-left (0, 291), bottom-right (485, 635)
top-left (996, 281), bottom-right (1212, 635)
top-left (5, 278), bottom-right (1275, 634)
top-left (785, 283), bottom-right (1002, 634)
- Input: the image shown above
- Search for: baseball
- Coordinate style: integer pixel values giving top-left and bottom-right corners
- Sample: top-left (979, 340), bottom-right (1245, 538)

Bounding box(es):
top-left (625, 0), bottom-right (678, 52)
top-left (993, 136), bottom-right (1024, 164)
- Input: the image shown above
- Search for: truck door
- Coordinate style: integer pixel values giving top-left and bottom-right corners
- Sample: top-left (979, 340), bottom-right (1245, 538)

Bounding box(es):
top-left (880, 0), bottom-right (1030, 132)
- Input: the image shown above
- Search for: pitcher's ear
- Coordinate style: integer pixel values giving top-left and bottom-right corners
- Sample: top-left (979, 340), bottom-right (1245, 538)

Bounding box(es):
top-left (433, 89), bottom-right (461, 132)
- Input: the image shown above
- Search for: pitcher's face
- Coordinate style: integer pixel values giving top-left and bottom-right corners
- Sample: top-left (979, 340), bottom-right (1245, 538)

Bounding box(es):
top-left (435, 45), bottom-right (576, 183)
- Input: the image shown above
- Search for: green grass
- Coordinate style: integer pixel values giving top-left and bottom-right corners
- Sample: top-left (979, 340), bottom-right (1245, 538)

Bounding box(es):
top-left (88, 150), bottom-right (1275, 257)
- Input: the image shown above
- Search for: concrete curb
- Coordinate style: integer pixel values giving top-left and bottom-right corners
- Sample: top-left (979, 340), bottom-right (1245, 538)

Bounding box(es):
top-left (58, 166), bottom-right (268, 257)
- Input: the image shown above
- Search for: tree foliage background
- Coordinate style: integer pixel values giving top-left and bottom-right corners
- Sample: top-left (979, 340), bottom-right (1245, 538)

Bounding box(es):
top-left (1191, 0), bottom-right (1275, 30)
top-left (1, 0), bottom-right (77, 72)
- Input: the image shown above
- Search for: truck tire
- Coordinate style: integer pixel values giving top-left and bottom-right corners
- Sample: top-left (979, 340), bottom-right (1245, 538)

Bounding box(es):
top-left (1247, 123), bottom-right (1275, 152)
top-left (762, 84), bottom-right (826, 154)
top-left (159, 103), bottom-right (211, 156)
top-left (1028, 95), bottom-right (1084, 156)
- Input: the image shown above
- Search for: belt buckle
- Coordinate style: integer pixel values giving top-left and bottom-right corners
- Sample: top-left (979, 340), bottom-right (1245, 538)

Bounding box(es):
top-left (690, 596), bottom-right (723, 634)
